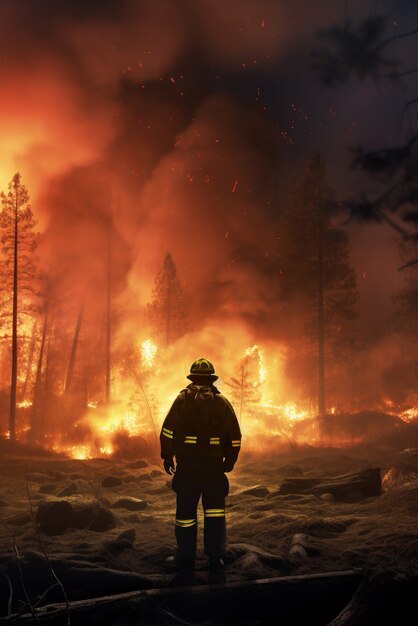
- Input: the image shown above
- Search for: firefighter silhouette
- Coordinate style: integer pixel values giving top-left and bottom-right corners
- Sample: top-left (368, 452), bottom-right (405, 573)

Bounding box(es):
top-left (160, 358), bottom-right (241, 571)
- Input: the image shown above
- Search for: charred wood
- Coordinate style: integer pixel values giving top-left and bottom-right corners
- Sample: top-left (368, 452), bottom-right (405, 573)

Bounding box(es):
top-left (1, 570), bottom-right (361, 625)
top-left (279, 468), bottom-right (381, 500)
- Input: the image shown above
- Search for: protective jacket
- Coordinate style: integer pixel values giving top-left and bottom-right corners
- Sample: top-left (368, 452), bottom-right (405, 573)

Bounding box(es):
top-left (160, 383), bottom-right (241, 468)
top-left (160, 383), bottom-right (241, 565)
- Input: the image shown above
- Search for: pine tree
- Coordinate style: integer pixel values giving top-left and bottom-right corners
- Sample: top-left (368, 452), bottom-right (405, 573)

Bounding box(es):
top-left (0, 173), bottom-right (38, 440)
top-left (225, 353), bottom-right (262, 425)
top-left (391, 237), bottom-right (418, 359)
top-left (278, 154), bottom-right (359, 417)
top-left (146, 253), bottom-right (186, 346)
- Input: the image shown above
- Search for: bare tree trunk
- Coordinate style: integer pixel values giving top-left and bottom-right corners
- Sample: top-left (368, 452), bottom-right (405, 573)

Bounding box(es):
top-left (317, 219), bottom-right (326, 419)
top-left (21, 321), bottom-right (37, 401)
top-left (9, 193), bottom-right (18, 440)
top-left (31, 305), bottom-right (49, 440)
top-left (64, 301), bottom-right (84, 394)
top-left (105, 220), bottom-right (112, 403)
top-left (82, 342), bottom-right (88, 408)
top-left (40, 337), bottom-right (52, 438)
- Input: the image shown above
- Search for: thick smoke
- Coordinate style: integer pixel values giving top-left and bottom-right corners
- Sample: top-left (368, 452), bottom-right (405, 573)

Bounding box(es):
top-left (0, 0), bottom-right (410, 415)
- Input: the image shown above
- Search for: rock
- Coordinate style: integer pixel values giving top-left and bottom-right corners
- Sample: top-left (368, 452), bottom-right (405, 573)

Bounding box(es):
top-left (117, 528), bottom-right (136, 544)
top-left (125, 460), bottom-right (148, 469)
top-left (291, 533), bottom-right (309, 546)
top-left (150, 469), bottom-right (163, 477)
top-left (101, 475), bottom-right (122, 488)
top-left (35, 496), bottom-right (115, 534)
top-left (289, 544), bottom-right (308, 561)
top-left (241, 485), bottom-right (270, 498)
top-left (320, 492), bottom-right (335, 502)
top-left (110, 497), bottom-right (147, 511)
top-left (89, 506), bottom-right (116, 531)
top-left (71, 498), bottom-right (95, 529)
top-left (288, 533), bottom-right (312, 561)
top-left (57, 482), bottom-right (78, 497)
top-left (35, 498), bottom-right (73, 534)
top-left (103, 537), bottom-right (133, 552)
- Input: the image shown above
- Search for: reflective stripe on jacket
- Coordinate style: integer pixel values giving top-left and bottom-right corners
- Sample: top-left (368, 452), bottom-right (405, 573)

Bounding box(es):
top-left (160, 384), bottom-right (241, 465)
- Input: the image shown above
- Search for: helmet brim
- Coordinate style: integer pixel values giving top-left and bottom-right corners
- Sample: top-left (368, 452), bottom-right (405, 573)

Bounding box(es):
top-left (187, 374), bottom-right (218, 382)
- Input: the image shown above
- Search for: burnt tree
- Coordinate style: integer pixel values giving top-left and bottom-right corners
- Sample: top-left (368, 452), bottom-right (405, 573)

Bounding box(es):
top-left (0, 173), bottom-right (38, 440)
top-left (278, 155), bottom-right (359, 417)
top-left (146, 253), bottom-right (186, 347)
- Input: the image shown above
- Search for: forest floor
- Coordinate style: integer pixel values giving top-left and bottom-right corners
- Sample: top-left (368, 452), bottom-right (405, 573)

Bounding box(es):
top-left (0, 441), bottom-right (418, 623)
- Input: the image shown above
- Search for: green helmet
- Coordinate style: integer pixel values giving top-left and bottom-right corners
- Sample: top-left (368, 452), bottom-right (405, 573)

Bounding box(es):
top-left (187, 358), bottom-right (218, 381)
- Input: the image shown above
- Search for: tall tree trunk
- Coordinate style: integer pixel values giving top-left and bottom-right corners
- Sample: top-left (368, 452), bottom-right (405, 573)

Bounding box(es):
top-left (31, 305), bottom-right (49, 440)
top-left (317, 220), bottom-right (326, 418)
top-left (82, 342), bottom-right (88, 408)
top-left (64, 301), bottom-right (84, 394)
top-left (22, 321), bottom-right (37, 401)
top-left (40, 337), bottom-right (52, 438)
top-left (9, 194), bottom-right (18, 440)
top-left (105, 220), bottom-right (112, 403)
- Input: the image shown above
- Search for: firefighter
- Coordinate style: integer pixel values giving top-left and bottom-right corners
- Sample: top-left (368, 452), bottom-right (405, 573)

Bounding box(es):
top-left (160, 358), bottom-right (241, 571)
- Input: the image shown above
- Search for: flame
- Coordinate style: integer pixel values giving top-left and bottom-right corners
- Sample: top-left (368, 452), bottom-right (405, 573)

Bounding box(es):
top-left (400, 407), bottom-right (418, 422)
top-left (5, 315), bottom-right (418, 458)
top-left (279, 401), bottom-right (309, 422)
top-left (17, 400), bottom-right (33, 409)
top-left (96, 410), bottom-right (141, 436)
top-left (243, 344), bottom-right (266, 384)
top-left (141, 339), bottom-right (157, 369)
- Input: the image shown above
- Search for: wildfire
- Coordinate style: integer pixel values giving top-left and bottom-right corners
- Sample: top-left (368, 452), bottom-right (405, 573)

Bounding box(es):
top-left (243, 344), bottom-right (266, 384)
top-left (400, 407), bottom-right (418, 423)
top-left (280, 401), bottom-right (309, 422)
top-left (141, 339), bottom-right (157, 369)
top-left (53, 444), bottom-right (109, 461)
top-left (96, 411), bottom-right (140, 436)
top-left (17, 400), bottom-right (33, 409)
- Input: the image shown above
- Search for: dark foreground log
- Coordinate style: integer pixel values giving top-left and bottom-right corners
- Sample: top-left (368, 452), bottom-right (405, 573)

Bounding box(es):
top-left (1, 570), bottom-right (361, 626)
top-left (279, 468), bottom-right (381, 500)
top-left (327, 570), bottom-right (418, 626)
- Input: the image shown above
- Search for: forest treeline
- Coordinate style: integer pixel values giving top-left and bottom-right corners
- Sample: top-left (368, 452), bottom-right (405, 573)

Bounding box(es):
top-left (1, 152), bottom-right (416, 447)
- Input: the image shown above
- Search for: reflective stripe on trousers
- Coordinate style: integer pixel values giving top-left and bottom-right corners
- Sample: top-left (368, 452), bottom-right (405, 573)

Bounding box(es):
top-left (172, 459), bottom-right (228, 563)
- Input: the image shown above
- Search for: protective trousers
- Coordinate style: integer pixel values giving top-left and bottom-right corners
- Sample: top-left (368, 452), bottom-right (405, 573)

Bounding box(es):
top-left (172, 457), bottom-right (229, 565)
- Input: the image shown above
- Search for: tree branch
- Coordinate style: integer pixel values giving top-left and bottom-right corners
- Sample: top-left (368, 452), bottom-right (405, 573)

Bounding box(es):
top-left (26, 480), bottom-right (71, 626)
top-left (1, 520), bottom-right (39, 624)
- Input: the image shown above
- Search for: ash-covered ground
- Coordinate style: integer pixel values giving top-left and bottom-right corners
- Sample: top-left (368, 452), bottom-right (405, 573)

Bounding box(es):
top-left (1, 430), bottom-right (418, 622)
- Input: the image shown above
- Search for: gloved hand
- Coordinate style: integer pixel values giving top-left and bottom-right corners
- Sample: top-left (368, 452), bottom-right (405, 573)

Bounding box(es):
top-left (223, 459), bottom-right (234, 473)
top-left (163, 458), bottom-right (175, 475)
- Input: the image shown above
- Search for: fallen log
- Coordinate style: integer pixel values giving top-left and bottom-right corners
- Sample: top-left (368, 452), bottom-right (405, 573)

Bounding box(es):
top-left (1, 570), bottom-right (362, 625)
top-left (327, 570), bottom-right (418, 626)
top-left (279, 468), bottom-right (381, 501)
